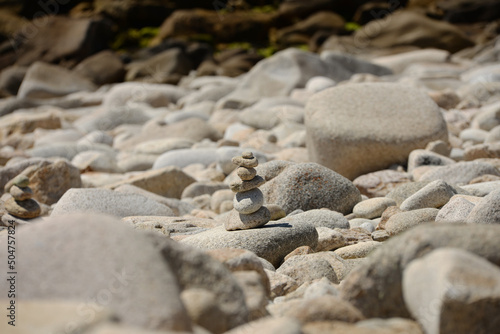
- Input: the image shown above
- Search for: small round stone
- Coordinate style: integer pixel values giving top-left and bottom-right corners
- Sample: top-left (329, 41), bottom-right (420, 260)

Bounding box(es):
top-left (232, 156), bottom-right (258, 168)
top-left (242, 151), bottom-right (254, 159)
top-left (12, 174), bottom-right (30, 188)
top-left (234, 188), bottom-right (264, 214)
top-left (5, 198), bottom-right (41, 219)
top-left (237, 167), bottom-right (257, 181)
top-left (10, 185), bottom-right (33, 201)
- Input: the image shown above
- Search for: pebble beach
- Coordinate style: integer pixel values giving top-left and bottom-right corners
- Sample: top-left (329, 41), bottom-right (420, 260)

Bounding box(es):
top-left (0, 1), bottom-right (500, 333)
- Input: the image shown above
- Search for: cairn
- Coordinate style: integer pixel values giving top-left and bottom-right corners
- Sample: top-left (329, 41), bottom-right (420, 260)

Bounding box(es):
top-left (4, 175), bottom-right (41, 219)
top-left (225, 151), bottom-right (271, 231)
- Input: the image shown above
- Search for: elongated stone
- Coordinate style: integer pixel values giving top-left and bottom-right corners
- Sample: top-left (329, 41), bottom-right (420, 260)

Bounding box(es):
top-left (232, 156), bottom-right (258, 168)
top-left (230, 175), bottom-right (265, 193)
top-left (224, 206), bottom-right (271, 231)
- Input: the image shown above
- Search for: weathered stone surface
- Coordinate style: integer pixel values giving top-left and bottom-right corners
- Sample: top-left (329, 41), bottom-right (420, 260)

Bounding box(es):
top-left (230, 175), bottom-right (266, 193)
top-left (436, 195), bottom-right (476, 223)
top-left (28, 158), bottom-right (82, 205)
top-left (223, 316), bottom-right (302, 334)
top-left (403, 248), bottom-right (500, 334)
top-left (260, 162), bottom-right (361, 214)
top-left (400, 180), bottom-right (456, 211)
top-left (341, 223), bottom-right (500, 319)
top-left (4, 197), bottom-right (40, 219)
top-left (407, 149), bottom-right (455, 173)
top-left (306, 83), bottom-right (448, 180)
top-left (51, 188), bottom-right (175, 218)
top-left (385, 208), bottom-right (439, 235)
top-left (269, 295), bottom-right (364, 324)
top-left (105, 166), bottom-right (195, 199)
top-left (159, 239), bottom-right (249, 330)
top-left (466, 189), bottom-right (500, 224)
top-left (353, 169), bottom-right (411, 198)
top-left (224, 206), bottom-right (271, 231)
top-left (277, 253), bottom-right (339, 286)
top-left (333, 241), bottom-right (381, 259)
top-left (181, 219), bottom-right (318, 267)
top-left (353, 197), bottom-right (396, 219)
top-left (419, 161), bottom-right (500, 185)
top-left (18, 61), bottom-right (96, 99)
top-left (0, 214), bottom-right (192, 331)
top-left (283, 209), bottom-right (350, 229)
top-left (233, 188), bottom-right (265, 214)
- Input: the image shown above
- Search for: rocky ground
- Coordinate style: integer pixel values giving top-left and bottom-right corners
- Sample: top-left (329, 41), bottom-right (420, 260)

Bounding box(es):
top-left (1, 1), bottom-right (500, 334)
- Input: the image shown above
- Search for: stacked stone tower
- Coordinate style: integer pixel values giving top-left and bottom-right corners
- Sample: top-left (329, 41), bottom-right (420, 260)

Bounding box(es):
top-left (225, 151), bottom-right (271, 231)
top-left (4, 175), bottom-right (41, 219)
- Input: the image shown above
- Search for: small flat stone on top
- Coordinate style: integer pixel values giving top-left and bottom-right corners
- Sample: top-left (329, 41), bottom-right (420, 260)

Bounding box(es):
top-left (232, 156), bottom-right (258, 168)
top-left (230, 175), bottom-right (265, 193)
top-left (237, 167), bottom-right (257, 181)
top-left (242, 151), bottom-right (254, 159)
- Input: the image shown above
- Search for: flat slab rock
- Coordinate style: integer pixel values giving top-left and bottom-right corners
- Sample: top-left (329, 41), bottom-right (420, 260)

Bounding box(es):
top-left (181, 218), bottom-right (318, 267)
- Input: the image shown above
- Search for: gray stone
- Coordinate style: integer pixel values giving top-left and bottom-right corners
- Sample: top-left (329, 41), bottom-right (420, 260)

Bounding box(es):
top-left (224, 206), bottom-right (271, 231)
top-left (260, 162), bottom-right (361, 215)
top-left (340, 223), bottom-right (500, 319)
top-left (223, 317), bottom-right (302, 334)
top-left (463, 142), bottom-right (500, 161)
top-left (306, 83), bottom-right (448, 180)
top-left (74, 106), bottom-right (150, 132)
top-left (18, 61), bottom-right (96, 99)
top-left (371, 229), bottom-right (390, 242)
top-left (181, 219), bottom-right (318, 267)
top-left (233, 188), bottom-right (265, 214)
top-left (269, 295), bottom-right (364, 324)
top-left (133, 138), bottom-right (194, 155)
top-left (466, 189), bottom-right (500, 224)
top-left (426, 139), bottom-right (452, 156)
top-left (403, 248), bottom-right (500, 334)
top-left (103, 82), bottom-right (188, 108)
top-left (353, 197), bottom-right (397, 219)
top-left (181, 181), bottom-right (229, 199)
top-left (334, 241), bottom-right (381, 260)
top-left (153, 148), bottom-right (218, 170)
top-left (12, 174), bottom-right (29, 188)
top-left (71, 150), bottom-right (119, 173)
top-left (159, 238), bottom-right (249, 330)
top-left (471, 101), bottom-right (500, 131)
top-left (419, 161), bottom-right (500, 185)
top-left (305, 76), bottom-right (336, 93)
top-left (106, 166), bottom-right (195, 199)
top-left (180, 288), bottom-right (227, 334)
top-left (78, 130), bottom-right (114, 146)
top-left (286, 209), bottom-right (350, 229)
top-left (461, 180), bottom-right (500, 197)
top-left (459, 128), bottom-right (489, 144)
top-left (303, 277), bottom-right (340, 300)
top-left (373, 49), bottom-right (450, 74)
top-left (277, 253), bottom-right (339, 286)
top-left (232, 155), bottom-right (258, 168)
top-left (315, 227), bottom-right (346, 251)
top-left (237, 167), bottom-right (257, 181)
top-left (400, 180), bottom-right (456, 211)
top-left (385, 208), bottom-right (439, 235)
top-left (230, 175), bottom-right (266, 193)
top-left (353, 169), bottom-right (412, 198)
top-left (407, 149), bottom-right (455, 173)
top-left (217, 49), bottom-right (391, 109)
top-left (0, 214), bottom-right (192, 331)
top-left (51, 188), bottom-right (175, 218)
top-left (436, 195), bottom-right (476, 223)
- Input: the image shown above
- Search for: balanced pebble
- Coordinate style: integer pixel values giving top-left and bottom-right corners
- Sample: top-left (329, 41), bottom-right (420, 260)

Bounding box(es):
top-left (233, 188), bottom-right (265, 214)
top-left (231, 156), bottom-right (258, 168)
top-left (237, 167), bottom-right (257, 181)
top-left (230, 175), bottom-right (265, 193)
